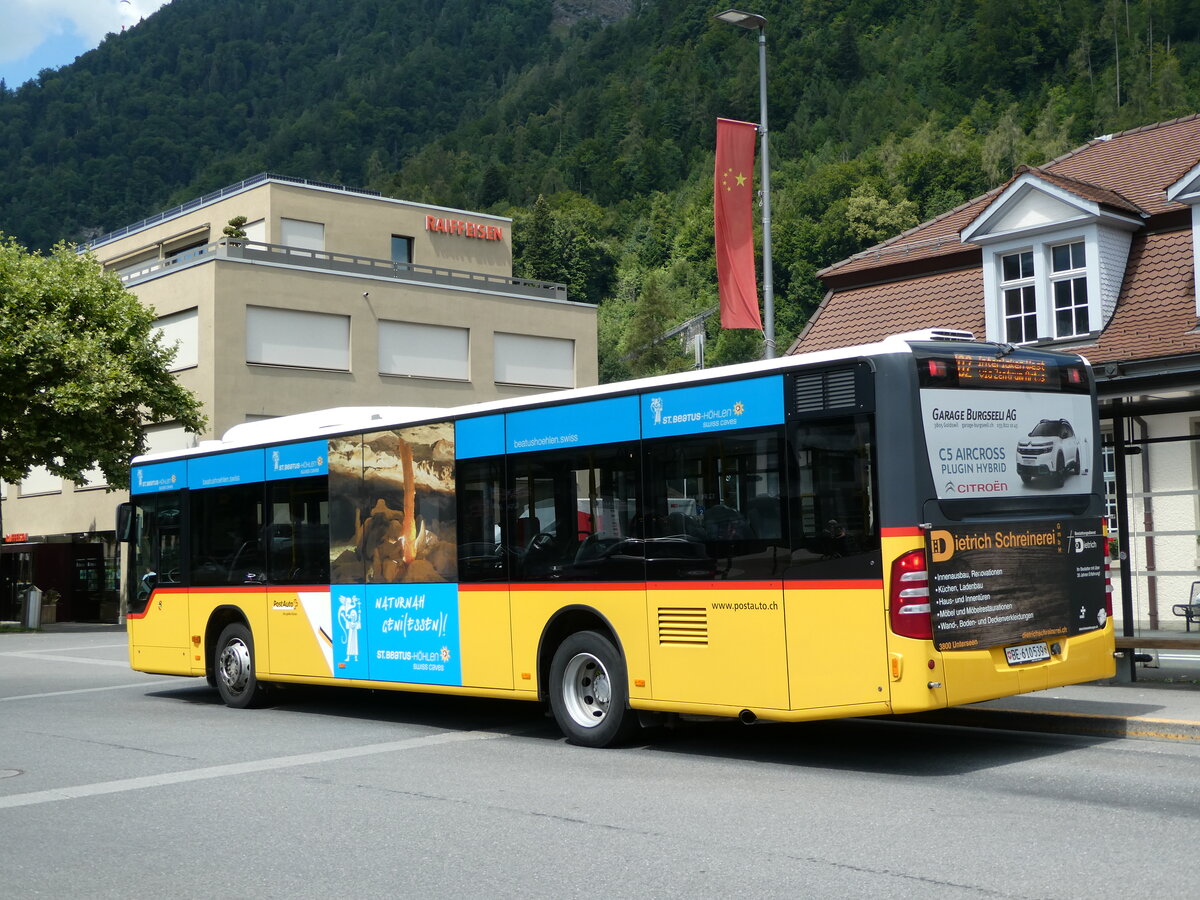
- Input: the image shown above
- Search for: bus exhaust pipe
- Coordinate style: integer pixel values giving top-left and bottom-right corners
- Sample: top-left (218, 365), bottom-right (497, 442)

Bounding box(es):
top-left (739, 709), bottom-right (758, 725)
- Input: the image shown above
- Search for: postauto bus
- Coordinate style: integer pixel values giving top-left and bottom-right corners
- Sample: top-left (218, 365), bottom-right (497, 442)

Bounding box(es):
top-left (120, 331), bottom-right (1114, 747)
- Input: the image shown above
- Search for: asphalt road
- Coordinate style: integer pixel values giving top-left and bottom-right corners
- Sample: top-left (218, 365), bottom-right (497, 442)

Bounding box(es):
top-left (2, 628), bottom-right (1198, 899)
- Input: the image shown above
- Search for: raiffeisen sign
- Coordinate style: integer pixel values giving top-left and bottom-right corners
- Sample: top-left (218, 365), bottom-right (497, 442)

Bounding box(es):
top-left (425, 215), bottom-right (504, 241)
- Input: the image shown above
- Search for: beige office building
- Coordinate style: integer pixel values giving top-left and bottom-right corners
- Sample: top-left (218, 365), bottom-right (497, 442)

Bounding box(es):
top-left (1, 174), bottom-right (596, 621)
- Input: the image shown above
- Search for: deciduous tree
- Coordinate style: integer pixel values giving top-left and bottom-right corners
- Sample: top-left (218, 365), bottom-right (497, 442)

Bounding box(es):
top-left (0, 237), bottom-right (206, 536)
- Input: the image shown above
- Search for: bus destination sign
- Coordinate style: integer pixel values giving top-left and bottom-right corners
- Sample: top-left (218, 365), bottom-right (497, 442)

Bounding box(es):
top-left (926, 517), bottom-right (1107, 651)
top-left (953, 354), bottom-right (1049, 387)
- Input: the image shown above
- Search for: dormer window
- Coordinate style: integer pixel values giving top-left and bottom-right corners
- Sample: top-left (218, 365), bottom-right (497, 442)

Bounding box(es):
top-left (1001, 250), bottom-right (1037, 342)
top-left (963, 168), bottom-right (1142, 346)
top-left (1050, 241), bottom-right (1088, 338)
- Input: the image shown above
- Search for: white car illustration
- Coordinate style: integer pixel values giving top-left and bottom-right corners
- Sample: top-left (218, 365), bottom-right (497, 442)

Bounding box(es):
top-left (1016, 418), bottom-right (1080, 487)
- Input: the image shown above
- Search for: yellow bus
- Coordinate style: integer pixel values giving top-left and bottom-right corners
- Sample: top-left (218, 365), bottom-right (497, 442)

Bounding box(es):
top-left (120, 331), bottom-right (1115, 746)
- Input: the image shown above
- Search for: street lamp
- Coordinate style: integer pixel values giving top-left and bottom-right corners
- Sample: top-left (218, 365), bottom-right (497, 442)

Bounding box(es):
top-left (714, 9), bottom-right (775, 359)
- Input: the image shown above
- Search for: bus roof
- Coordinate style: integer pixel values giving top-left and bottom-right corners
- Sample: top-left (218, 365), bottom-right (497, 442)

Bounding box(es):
top-left (131, 330), bottom-right (1073, 466)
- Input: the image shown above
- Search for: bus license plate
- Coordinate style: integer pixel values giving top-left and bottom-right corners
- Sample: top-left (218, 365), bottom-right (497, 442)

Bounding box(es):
top-left (1004, 642), bottom-right (1050, 666)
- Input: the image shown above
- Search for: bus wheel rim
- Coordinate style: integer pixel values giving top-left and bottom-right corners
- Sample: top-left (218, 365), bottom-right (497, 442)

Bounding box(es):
top-left (218, 638), bottom-right (252, 695)
top-left (561, 652), bottom-right (610, 729)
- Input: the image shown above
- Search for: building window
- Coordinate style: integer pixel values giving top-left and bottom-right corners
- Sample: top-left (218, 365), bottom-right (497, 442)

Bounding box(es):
top-left (279, 218), bottom-right (325, 252)
top-left (379, 321), bottom-right (469, 380)
top-left (1001, 250), bottom-right (1037, 343)
top-left (20, 466), bottom-right (62, 497)
top-left (391, 235), bottom-right (413, 267)
top-left (154, 308), bottom-right (199, 371)
top-left (245, 306), bottom-right (350, 371)
top-left (1051, 241), bottom-right (1089, 337)
top-left (494, 333), bottom-right (575, 388)
top-left (1102, 428), bottom-right (1117, 535)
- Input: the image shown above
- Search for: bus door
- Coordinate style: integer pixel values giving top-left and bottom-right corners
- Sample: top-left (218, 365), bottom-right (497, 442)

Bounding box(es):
top-left (124, 489), bottom-right (190, 674)
top-left (783, 413), bottom-right (889, 710)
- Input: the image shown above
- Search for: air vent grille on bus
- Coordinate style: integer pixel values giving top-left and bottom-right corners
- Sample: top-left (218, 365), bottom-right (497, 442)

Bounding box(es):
top-left (793, 368), bottom-right (857, 414)
top-left (658, 607), bottom-right (708, 645)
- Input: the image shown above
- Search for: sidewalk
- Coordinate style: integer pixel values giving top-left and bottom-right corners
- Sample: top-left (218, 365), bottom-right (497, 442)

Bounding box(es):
top-left (909, 668), bottom-right (1200, 742)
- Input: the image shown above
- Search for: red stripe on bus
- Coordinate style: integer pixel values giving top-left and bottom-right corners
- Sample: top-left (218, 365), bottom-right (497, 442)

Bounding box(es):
top-left (882, 526), bottom-right (925, 537)
top-left (784, 580), bottom-right (884, 590)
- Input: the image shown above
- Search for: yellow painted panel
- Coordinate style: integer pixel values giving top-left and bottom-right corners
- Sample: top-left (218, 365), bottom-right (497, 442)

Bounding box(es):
top-left (267, 589), bottom-right (333, 677)
top-left (647, 585), bottom-right (788, 710)
top-left (187, 588), bottom-right (269, 677)
top-left (459, 587), bottom-right (513, 690)
top-left (786, 584), bottom-right (889, 710)
top-left (508, 586), bottom-right (649, 697)
top-left (940, 623), bottom-right (1116, 707)
top-left (127, 588), bottom-right (190, 674)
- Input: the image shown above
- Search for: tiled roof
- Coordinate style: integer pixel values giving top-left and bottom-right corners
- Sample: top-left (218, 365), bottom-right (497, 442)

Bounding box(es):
top-left (793, 265), bottom-right (984, 353)
top-left (1012, 165), bottom-right (1144, 216)
top-left (820, 115), bottom-right (1200, 281)
top-left (797, 116), bottom-right (1200, 364)
top-left (1079, 229), bottom-right (1200, 363)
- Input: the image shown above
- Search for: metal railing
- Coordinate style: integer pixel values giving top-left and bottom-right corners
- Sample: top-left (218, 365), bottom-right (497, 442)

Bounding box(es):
top-left (118, 238), bottom-right (572, 302)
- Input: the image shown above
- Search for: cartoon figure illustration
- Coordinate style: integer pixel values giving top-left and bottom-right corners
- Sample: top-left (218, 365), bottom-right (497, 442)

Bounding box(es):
top-left (650, 396), bottom-right (663, 425)
top-left (338, 594), bottom-right (361, 662)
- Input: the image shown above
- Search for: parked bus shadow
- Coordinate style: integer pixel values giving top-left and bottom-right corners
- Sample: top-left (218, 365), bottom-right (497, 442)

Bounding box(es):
top-left (143, 680), bottom-right (1105, 777)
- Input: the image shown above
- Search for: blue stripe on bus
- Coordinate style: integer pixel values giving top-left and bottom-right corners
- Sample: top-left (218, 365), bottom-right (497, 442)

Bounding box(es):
top-left (641, 375), bottom-right (784, 438)
top-left (266, 440), bottom-right (329, 480)
top-left (187, 448), bottom-right (265, 490)
top-left (456, 414), bottom-right (506, 460)
top-left (505, 395), bottom-right (640, 453)
top-left (130, 460), bottom-right (186, 495)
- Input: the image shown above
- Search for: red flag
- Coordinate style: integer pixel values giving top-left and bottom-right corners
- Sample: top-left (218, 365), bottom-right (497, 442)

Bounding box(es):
top-left (714, 117), bottom-right (762, 331)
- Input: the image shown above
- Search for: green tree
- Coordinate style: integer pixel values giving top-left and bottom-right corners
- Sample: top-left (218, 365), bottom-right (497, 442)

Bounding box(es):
top-left (0, 237), bottom-right (206, 532)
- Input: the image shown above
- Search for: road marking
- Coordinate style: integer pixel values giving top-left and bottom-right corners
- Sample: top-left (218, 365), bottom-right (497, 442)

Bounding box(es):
top-left (0, 652), bottom-right (129, 668)
top-left (0, 730), bottom-right (502, 810)
top-left (0, 643), bottom-right (127, 655)
top-left (0, 681), bottom-right (177, 702)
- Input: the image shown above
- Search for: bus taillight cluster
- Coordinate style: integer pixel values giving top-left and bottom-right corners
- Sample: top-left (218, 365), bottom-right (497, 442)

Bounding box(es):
top-left (890, 549), bottom-right (933, 640)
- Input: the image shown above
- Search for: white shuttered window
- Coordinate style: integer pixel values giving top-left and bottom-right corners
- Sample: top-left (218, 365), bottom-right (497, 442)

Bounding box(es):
top-left (246, 307), bottom-right (350, 370)
top-left (379, 321), bottom-right (469, 380)
top-left (494, 333), bottom-right (574, 387)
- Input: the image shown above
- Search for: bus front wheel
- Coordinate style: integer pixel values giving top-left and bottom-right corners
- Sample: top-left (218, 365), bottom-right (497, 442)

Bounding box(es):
top-left (214, 622), bottom-right (267, 709)
top-left (549, 631), bottom-right (638, 748)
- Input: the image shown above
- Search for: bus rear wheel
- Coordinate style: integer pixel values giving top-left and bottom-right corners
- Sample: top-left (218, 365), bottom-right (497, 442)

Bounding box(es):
top-left (549, 631), bottom-right (638, 748)
top-left (214, 622), bottom-right (267, 709)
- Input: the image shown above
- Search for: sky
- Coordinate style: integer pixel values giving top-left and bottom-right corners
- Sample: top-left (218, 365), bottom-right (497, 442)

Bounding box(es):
top-left (0, 1), bottom-right (172, 89)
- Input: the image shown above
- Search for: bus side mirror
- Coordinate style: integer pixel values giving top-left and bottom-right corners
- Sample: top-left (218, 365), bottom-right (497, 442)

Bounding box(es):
top-left (116, 503), bottom-right (137, 542)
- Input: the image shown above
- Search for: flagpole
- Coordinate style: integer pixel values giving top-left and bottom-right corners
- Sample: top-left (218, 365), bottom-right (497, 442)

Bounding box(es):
top-left (715, 10), bottom-right (774, 358)
top-left (756, 24), bottom-right (775, 358)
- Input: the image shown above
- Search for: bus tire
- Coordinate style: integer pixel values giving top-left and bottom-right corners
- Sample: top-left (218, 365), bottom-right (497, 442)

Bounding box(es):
top-left (549, 631), bottom-right (638, 748)
top-left (214, 622), bottom-right (267, 709)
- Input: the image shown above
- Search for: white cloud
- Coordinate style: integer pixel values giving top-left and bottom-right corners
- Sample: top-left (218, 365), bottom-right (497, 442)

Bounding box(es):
top-left (0, 1), bottom-right (171, 66)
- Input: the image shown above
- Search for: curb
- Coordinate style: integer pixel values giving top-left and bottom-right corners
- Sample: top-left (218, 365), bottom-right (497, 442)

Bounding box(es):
top-left (903, 706), bottom-right (1200, 743)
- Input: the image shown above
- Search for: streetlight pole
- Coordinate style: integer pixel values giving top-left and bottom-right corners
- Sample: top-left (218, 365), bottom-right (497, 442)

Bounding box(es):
top-left (715, 9), bottom-right (775, 358)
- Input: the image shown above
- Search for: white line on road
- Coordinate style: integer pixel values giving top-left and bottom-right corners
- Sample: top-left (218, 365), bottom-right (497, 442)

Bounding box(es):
top-left (0, 680), bottom-right (178, 702)
top-left (0, 643), bottom-right (128, 655)
top-left (0, 653), bottom-right (129, 668)
top-left (0, 730), bottom-right (503, 810)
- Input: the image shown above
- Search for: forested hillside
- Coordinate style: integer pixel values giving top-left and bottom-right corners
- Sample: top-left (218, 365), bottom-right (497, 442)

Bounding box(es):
top-left (3, 0), bottom-right (1199, 376)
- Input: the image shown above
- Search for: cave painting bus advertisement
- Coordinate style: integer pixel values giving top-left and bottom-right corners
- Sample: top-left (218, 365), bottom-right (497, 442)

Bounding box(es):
top-left (920, 386), bottom-right (1095, 498)
top-left (926, 520), bottom-right (1107, 659)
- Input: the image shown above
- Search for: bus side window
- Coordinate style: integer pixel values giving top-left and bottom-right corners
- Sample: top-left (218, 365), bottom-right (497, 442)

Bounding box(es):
top-left (267, 476), bottom-right (331, 585)
top-left (785, 416), bottom-right (879, 575)
top-left (643, 428), bottom-right (786, 580)
top-left (189, 483), bottom-right (265, 586)
top-left (457, 458), bottom-right (507, 583)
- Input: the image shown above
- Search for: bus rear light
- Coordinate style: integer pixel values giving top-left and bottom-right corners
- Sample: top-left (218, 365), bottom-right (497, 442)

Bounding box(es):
top-left (927, 359), bottom-right (948, 379)
top-left (890, 549), bottom-right (933, 639)
top-left (1065, 366), bottom-right (1084, 385)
